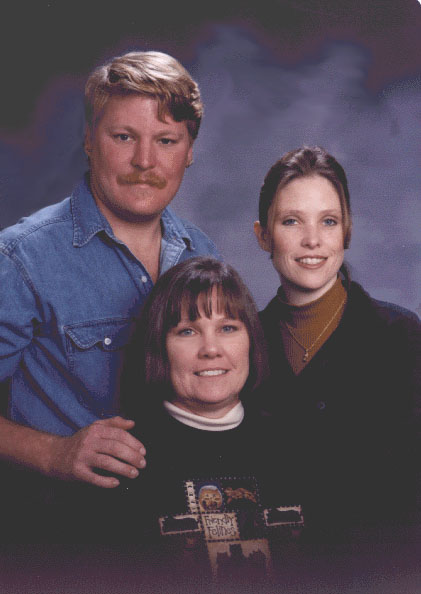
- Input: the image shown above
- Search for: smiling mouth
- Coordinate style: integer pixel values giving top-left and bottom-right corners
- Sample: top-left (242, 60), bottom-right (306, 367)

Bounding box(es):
top-left (195, 370), bottom-right (228, 377)
top-left (296, 257), bottom-right (327, 265)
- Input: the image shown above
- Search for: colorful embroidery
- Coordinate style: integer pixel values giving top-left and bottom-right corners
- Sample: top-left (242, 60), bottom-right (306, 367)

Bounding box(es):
top-left (158, 475), bottom-right (303, 581)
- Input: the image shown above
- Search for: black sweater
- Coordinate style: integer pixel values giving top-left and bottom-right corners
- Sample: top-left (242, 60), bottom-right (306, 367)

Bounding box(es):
top-left (125, 403), bottom-right (302, 530)
top-left (101, 403), bottom-right (304, 582)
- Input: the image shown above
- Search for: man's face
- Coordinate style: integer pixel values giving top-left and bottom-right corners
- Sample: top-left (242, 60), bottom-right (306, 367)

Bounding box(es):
top-left (85, 94), bottom-right (193, 224)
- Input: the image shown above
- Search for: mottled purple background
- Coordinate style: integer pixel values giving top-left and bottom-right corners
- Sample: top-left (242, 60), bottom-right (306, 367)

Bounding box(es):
top-left (1, 1), bottom-right (420, 314)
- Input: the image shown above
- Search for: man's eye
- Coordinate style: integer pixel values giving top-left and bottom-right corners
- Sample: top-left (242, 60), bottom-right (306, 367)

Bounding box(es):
top-left (159, 138), bottom-right (175, 145)
top-left (114, 134), bottom-right (131, 142)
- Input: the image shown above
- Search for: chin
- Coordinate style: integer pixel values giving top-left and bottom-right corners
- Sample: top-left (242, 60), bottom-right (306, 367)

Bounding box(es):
top-left (293, 271), bottom-right (337, 289)
top-left (197, 397), bottom-right (230, 407)
top-left (117, 206), bottom-right (164, 223)
top-left (196, 393), bottom-right (238, 407)
top-left (301, 281), bottom-right (331, 292)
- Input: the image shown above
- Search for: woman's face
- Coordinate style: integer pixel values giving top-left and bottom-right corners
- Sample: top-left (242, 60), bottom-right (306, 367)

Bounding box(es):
top-left (255, 174), bottom-right (344, 305)
top-left (166, 292), bottom-right (250, 418)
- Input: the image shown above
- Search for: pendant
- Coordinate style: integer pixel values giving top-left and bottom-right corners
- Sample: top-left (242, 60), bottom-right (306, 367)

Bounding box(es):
top-left (303, 350), bottom-right (309, 362)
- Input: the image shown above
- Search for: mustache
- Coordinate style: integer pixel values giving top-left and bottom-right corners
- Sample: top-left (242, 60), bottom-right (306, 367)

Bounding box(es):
top-left (117, 172), bottom-right (167, 189)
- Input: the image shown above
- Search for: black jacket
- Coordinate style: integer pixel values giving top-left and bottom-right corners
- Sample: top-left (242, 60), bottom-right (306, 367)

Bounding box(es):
top-left (259, 281), bottom-right (421, 537)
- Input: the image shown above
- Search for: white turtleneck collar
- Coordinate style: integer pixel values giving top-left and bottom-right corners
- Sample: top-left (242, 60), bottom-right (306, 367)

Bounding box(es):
top-left (163, 400), bottom-right (244, 432)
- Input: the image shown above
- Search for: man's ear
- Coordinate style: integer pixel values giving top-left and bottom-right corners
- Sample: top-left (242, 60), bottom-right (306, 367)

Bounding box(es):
top-left (254, 221), bottom-right (271, 253)
top-left (186, 143), bottom-right (194, 168)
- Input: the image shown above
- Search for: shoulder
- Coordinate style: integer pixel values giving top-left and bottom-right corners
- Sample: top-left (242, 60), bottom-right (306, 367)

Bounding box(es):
top-left (0, 196), bottom-right (71, 257)
top-left (339, 282), bottom-right (421, 365)
top-left (162, 207), bottom-right (220, 258)
top-left (259, 294), bottom-right (281, 330)
top-left (347, 281), bottom-right (420, 331)
top-left (130, 402), bottom-right (167, 446)
top-left (243, 399), bottom-right (279, 432)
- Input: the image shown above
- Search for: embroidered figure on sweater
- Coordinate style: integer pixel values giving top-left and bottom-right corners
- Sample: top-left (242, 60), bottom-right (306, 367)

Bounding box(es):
top-left (158, 475), bottom-right (304, 581)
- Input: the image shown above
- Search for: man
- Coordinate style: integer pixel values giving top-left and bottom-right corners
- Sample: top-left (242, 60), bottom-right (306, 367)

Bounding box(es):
top-left (0, 51), bottom-right (219, 490)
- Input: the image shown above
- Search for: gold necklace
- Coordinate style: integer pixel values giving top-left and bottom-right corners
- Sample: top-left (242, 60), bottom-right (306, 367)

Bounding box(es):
top-left (284, 297), bottom-right (347, 363)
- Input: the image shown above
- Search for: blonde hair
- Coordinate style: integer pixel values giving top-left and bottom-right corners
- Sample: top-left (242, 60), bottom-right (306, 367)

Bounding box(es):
top-left (85, 51), bottom-right (203, 139)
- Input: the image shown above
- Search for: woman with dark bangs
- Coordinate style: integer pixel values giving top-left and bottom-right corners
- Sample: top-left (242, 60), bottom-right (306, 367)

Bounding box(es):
top-left (117, 256), bottom-right (302, 582)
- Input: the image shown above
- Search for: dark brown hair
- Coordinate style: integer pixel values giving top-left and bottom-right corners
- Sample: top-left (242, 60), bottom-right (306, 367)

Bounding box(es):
top-left (123, 257), bottom-right (267, 405)
top-left (258, 146), bottom-right (352, 248)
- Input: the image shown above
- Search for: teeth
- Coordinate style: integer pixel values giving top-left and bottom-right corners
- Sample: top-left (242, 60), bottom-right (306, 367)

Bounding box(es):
top-left (298, 257), bottom-right (325, 265)
top-left (196, 370), bottom-right (227, 377)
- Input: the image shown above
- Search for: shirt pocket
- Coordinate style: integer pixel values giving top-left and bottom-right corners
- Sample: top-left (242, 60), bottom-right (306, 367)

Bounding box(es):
top-left (64, 318), bottom-right (134, 415)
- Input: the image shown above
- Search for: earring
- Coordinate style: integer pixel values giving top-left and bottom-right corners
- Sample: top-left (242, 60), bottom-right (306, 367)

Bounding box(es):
top-left (186, 158), bottom-right (193, 168)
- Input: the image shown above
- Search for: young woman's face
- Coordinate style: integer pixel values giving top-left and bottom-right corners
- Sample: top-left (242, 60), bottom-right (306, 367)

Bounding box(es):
top-left (255, 175), bottom-right (345, 305)
top-left (166, 292), bottom-right (250, 418)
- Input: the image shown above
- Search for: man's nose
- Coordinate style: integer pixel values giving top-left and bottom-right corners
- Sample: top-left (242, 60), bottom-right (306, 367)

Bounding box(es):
top-left (131, 140), bottom-right (156, 170)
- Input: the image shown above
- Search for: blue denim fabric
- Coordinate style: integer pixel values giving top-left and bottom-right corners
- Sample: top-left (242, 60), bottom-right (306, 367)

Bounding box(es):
top-left (0, 178), bottom-right (220, 435)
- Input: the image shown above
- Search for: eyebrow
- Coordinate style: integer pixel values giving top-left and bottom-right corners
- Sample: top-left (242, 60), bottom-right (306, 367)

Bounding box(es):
top-left (106, 123), bottom-right (184, 137)
top-left (174, 313), bottom-right (240, 325)
top-left (274, 208), bottom-right (342, 216)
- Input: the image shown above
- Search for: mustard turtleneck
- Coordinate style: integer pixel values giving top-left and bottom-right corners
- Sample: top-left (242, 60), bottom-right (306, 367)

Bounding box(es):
top-left (277, 278), bottom-right (347, 375)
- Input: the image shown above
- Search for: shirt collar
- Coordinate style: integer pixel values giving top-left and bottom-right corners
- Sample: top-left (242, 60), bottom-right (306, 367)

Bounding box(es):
top-left (163, 400), bottom-right (244, 432)
top-left (160, 206), bottom-right (193, 250)
top-left (71, 176), bottom-right (112, 247)
top-left (71, 175), bottom-right (194, 250)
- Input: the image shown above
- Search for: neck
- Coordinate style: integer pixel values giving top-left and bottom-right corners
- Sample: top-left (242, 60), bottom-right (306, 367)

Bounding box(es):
top-left (278, 278), bottom-right (347, 374)
top-left (282, 275), bottom-right (338, 306)
top-left (95, 199), bottom-right (163, 282)
top-left (170, 397), bottom-right (240, 419)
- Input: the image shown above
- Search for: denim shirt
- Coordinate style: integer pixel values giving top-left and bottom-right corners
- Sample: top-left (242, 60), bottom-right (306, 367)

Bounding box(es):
top-left (0, 178), bottom-right (220, 435)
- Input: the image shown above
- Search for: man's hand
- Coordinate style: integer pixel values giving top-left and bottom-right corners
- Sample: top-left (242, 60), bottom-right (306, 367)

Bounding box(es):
top-left (49, 416), bottom-right (146, 488)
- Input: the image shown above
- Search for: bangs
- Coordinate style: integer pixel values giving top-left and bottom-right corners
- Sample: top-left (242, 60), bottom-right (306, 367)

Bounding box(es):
top-left (166, 281), bottom-right (244, 329)
top-left (138, 256), bottom-right (267, 395)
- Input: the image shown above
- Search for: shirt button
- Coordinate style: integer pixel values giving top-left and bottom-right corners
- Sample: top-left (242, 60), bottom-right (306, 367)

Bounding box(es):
top-left (141, 276), bottom-right (148, 283)
top-left (104, 337), bottom-right (112, 346)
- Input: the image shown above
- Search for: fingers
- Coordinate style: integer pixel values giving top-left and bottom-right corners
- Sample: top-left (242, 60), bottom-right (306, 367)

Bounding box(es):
top-left (94, 416), bottom-right (147, 458)
top-left (95, 452), bottom-right (141, 480)
top-left (74, 465), bottom-right (121, 489)
top-left (80, 418), bottom-right (146, 474)
top-left (76, 452), bottom-right (141, 488)
top-left (100, 416), bottom-right (135, 431)
top-left (50, 416), bottom-right (147, 487)
top-left (94, 443), bottom-right (145, 474)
